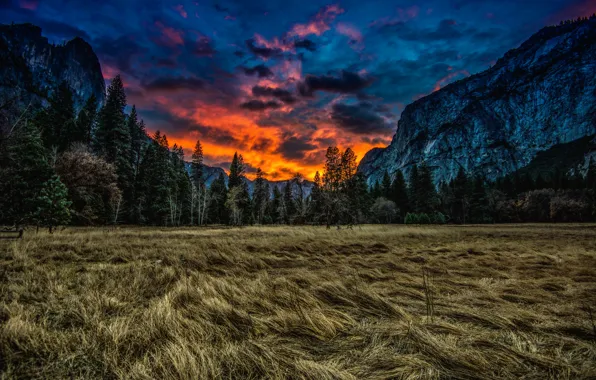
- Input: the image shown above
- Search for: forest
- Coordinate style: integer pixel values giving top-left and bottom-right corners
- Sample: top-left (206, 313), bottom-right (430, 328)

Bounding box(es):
top-left (1, 74), bottom-right (596, 231)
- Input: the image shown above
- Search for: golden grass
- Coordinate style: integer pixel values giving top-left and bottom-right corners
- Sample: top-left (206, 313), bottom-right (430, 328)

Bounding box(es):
top-left (1, 224), bottom-right (595, 379)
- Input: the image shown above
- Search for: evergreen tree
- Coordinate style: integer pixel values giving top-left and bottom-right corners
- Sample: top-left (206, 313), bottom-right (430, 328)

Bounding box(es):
top-left (228, 152), bottom-right (245, 189)
top-left (75, 94), bottom-right (98, 146)
top-left (207, 172), bottom-right (229, 224)
top-left (270, 185), bottom-right (283, 224)
top-left (135, 131), bottom-right (173, 224)
top-left (253, 168), bottom-right (269, 224)
top-left (390, 169), bottom-right (408, 218)
top-left (340, 148), bottom-right (357, 185)
top-left (371, 180), bottom-right (382, 199)
top-left (37, 81), bottom-right (76, 152)
top-left (130, 114), bottom-right (147, 180)
top-left (191, 139), bottom-right (204, 186)
top-left (0, 121), bottom-right (52, 225)
top-left (381, 170), bottom-right (392, 199)
top-left (416, 162), bottom-right (439, 214)
top-left (95, 75), bottom-right (132, 206)
top-left (451, 167), bottom-right (470, 224)
top-left (33, 175), bottom-right (72, 233)
top-left (345, 172), bottom-right (371, 223)
top-left (407, 164), bottom-right (419, 212)
top-left (227, 152), bottom-right (250, 224)
top-left (323, 146), bottom-right (342, 192)
top-left (283, 181), bottom-right (296, 224)
top-left (469, 175), bottom-right (491, 223)
top-left (308, 171), bottom-right (324, 223)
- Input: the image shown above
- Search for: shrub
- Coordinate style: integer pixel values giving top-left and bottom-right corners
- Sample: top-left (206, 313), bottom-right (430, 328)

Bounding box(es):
top-left (431, 212), bottom-right (447, 224)
top-left (404, 213), bottom-right (419, 224)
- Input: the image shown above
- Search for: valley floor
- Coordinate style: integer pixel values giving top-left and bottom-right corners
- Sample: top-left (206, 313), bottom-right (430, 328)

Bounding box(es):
top-left (1, 225), bottom-right (595, 379)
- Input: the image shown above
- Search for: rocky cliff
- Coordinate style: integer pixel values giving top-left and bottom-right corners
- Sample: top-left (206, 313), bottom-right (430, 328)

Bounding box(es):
top-left (359, 18), bottom-right (596, 185)
top-left (0, 23), bottom-right (105, 123)
top-left (185, 162), bottom-right (314, 197)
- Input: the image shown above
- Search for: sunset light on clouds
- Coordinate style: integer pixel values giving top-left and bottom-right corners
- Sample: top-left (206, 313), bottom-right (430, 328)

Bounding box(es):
top-left (1, 0), bottom-right (592, 180)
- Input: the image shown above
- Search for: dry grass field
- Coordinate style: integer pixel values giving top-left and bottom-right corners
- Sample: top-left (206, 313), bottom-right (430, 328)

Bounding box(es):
top-left (1, 225), bottom-right (596, 379)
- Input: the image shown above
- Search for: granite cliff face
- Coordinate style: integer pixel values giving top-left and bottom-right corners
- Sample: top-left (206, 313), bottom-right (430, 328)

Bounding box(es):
top-left (359, 18), bottom-right (596, 185)
top-left (0, 23), bottom-right (105, 121)
top-left (184, 163), bottom-right (314, 197)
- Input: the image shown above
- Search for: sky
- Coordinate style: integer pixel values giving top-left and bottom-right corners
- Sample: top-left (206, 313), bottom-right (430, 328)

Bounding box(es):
top-left (1, 0), bottom-right (595, 179)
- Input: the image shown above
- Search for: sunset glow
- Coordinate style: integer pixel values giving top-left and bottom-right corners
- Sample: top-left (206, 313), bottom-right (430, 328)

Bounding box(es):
top-left (2, 0), bottom-right (591, 181)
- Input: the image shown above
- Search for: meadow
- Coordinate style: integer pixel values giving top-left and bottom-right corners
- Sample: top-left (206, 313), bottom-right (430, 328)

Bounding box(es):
top-left (1, 225), bottom-right (595, 379)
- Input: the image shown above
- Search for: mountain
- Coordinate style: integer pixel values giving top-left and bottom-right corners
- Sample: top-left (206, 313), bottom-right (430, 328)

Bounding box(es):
top-left (359, 17), bottom-right (596, 185)
top-left (184, 162), bottom-right (314, 197)
top-left (0, 23), bottom-right (105, 125)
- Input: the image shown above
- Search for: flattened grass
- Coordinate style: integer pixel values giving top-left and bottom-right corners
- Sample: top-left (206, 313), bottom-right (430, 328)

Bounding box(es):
top-left (1, 225), bottom-right (595, 379)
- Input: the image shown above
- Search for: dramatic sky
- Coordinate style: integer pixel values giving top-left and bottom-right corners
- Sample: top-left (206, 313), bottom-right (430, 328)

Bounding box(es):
top-left (1, 0), bottom-right (594, 179)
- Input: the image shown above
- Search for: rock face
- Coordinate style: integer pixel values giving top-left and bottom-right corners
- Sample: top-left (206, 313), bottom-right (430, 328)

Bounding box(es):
top-left (0, 23), bottom-right (105, 120)
top-left (359, 18), bottom-right (596, 185)
top-left (184, 162), bottom-right (314, 197)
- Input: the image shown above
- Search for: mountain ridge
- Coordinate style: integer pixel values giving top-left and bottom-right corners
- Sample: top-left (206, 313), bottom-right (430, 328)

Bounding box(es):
top-left (0, 22), bottom-right (106, 119)
top-left (358, 17), bottom-right (596, 185)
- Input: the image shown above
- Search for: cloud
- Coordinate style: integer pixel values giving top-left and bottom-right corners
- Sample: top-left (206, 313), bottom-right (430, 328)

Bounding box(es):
top-left (336, 23), bottom-right (362, 43)
top-left (173, 4), bottom-right (187, 18)
top-left (245, 38), bottom-right (279, 58)
top-left (293, 39), bottom-right (317, 51)
top-left (252, 85), bottom-right (296, 104)
top-left (93, 35), bottom-right (147, 75)
top-left (288, 4), bottom-right (344, 38)
top-left (242, 64), bottom-right (274, 78)
top-left (189, 36), bottom-right (216, 56)
top-left (275, 134), bottom-right (317, 160)
top-left (331, 102), bottom-right (393, 135)
top-left (143, 76), bottom-right (204, 91)
top-left (214, 4), bottom-right (230, 13)
top-left (240, 99), bottom-right (282, 111)
top-left (154, 21), bottom-right (184, 47)
top-left (298, 70), bottom-right (374, 97)
top-left (36, 19), bottom-right (91, 40)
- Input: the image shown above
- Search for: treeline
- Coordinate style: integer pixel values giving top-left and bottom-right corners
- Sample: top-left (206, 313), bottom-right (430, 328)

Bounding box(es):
top-left (1, 75), bottom-right (596, 230)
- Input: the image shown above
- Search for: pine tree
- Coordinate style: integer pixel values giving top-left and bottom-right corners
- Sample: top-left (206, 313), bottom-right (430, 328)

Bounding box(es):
top-left (76, 94), bottom-right (98, 146)
top-left (390, 169), bottom-right (408, 218)
top-left (308, 171), bottom-right (323, 223)
top-left (227, 152), bottom-right (250, 224)
top-left (191, 139), bottom-right (204, 186)
top-left (323, 146), bottom-right (341, 192)
top-left (33, 175), bottom-right (72, 233)
top-left (228, 152), bottom-right (244, 189)
top-left (381, 170), bottom-right (392, 199)
top-left (345, 172), bottom-right (371, 223)
top-left (207, 172), bottom-right (229, 224)
top-left (253, 168), bottom-right (269, 224)
top-left (340, 148), bottom-right (357, 185)
top-left (416, 162), bottom-right (439, 214)
top-left (407, 164), bottom-right (419, 212)
top-left (283, 181), bottom-right (296, 224)
top-left (270, 185), bottom-right (283, 224)
top-left (469, 175), bottom-right (491, 223)
top-left (95, 75), bottom-right (132, 205)
top-left (0, 121), bottom-right (52, 225)
top-left (190, 139), bottom-right (207, 225)
top-left (37, 81), bottom-right (76, 152)
top-left (451, 167), bottom-right (470, 224)
top-left (130, 113), bottom-right (147, 180)
top-left (135, 131), bottom-right (173, 224)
